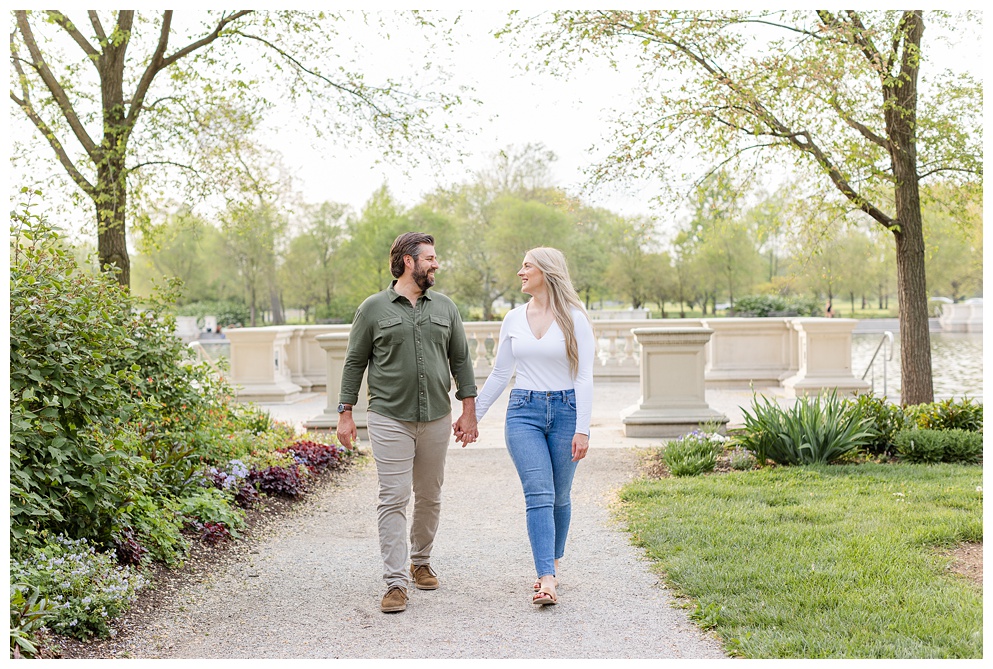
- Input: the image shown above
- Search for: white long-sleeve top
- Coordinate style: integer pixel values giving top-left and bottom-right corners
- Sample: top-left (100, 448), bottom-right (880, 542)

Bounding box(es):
top-left (475, 303), bottom-right (596, 435)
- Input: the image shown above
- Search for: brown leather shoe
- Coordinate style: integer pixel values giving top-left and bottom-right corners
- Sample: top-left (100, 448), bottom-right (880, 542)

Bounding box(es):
top-left (410, 563), bottom-right (439, 590)
top-left (380, 586), bottom-right (408, 613)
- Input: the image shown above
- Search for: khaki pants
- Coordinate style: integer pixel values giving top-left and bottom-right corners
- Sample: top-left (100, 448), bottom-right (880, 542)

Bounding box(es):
top-left (366, 411), bottom-right (451, 589)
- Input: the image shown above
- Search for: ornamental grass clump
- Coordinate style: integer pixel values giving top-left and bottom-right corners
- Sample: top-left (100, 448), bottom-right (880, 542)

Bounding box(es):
top-left (736, 391), bottom-right (875, 466)
top-left (662, 431), bottom-right (728, 477)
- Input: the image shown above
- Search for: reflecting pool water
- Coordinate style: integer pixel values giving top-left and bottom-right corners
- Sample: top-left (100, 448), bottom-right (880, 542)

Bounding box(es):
top-left (852, 332), bottom-right (983, 400)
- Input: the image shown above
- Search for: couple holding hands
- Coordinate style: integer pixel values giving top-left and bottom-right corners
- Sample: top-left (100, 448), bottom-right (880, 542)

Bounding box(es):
top-left (335, 232), bottom-right (594, 613)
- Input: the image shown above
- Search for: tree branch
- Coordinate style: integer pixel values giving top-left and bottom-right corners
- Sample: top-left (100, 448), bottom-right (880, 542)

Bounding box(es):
top-left (88, 11), bottom-right (107, 42)
top-left (46, 11), bottom-right (99, 61)
top-left (917, 165), bottom-right (981, 180)
top-left (14, 11), bottom-right (98, 157)
top-left (10, 91), bottom-right (95, 197)
top-left (158, 10), bottom-right (253, 69)
top-left (829, 101), bottom-right (888, 148)
top-left (126, 10), bottom-right (174, 128)
top-left (229, 29), bottom-right (395, 121)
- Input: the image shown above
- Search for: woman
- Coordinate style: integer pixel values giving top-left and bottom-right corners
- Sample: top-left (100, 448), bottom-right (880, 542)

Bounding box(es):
top-left (474, 247), bottom-right (595, 607)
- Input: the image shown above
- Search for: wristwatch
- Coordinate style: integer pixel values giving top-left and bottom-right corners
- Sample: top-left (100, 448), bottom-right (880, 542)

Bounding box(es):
top-left (337, 403), bottom-right (352, 414)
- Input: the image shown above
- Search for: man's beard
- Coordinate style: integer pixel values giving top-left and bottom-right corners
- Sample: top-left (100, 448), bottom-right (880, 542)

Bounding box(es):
top-left (412, 265), bottom-right (434, 291)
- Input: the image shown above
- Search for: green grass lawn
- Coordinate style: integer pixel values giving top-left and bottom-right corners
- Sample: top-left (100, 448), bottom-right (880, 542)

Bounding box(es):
top-left (617, 463), bottom-right (982, 658)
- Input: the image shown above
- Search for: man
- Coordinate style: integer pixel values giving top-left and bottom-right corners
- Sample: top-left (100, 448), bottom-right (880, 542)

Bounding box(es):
top-left (336, 232), bottom-right (479, 614)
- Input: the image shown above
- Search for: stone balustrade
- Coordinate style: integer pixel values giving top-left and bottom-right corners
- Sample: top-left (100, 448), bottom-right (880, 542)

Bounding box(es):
top-left (222, 317), bottom-right (868, 405)
top-left (939, 298), bottom-right (983, 333)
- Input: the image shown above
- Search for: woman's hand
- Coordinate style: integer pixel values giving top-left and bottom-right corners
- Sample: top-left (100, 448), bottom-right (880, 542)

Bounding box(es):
top-left (572, 433), bottom-right (590, 462)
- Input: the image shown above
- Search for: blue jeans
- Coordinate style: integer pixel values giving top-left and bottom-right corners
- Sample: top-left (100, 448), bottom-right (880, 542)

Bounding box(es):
top-left (504, 389), bottom-right (580, 579)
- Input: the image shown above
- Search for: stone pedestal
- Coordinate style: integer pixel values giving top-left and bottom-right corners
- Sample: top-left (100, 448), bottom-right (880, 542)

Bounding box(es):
top-left (781, 318), bottom-right (871, 397)
top-left (225, 327), bottom-right (302, 403)
top-left (620, 327), bottom-right (728, 438)
top-left (302, 333), bottom-right (369, 441)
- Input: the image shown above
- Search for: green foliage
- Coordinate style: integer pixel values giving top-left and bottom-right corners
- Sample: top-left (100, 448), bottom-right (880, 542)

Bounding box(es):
top-left (728, 447), bottom-right (757, 471)
top-left (732, 294), bottom-right (821, 317)
top-left (179, 488), bottom-right (246, 537)
top-left (10, 583), bottom-right (54, 659)
top-left (10, 207), bottom-right (145, 546)
top-left (662, 431), bottom-right (728, 477)
top-left (176, 299), bottom-right (250, 328)
top-left (895, 429), bottom-right (984, 465)
top-left (118, 491), bottom-right (188, 568)
top-left (9, 536), bottom-right (148, 641)
top-left (904, 397), bottom-right (984, 432)
top-left (842, 394), bottom-right (911, 456)
top-left (9, 203), bottom-right (274, 563)
top-left (736, 391), bottom-right (875, 466)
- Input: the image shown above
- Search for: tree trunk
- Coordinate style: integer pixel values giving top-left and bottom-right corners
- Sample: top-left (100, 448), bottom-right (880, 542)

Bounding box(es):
top-left (94, 156), bottom-right (130, 288)
top-left (885, 11), bottom-right (933, 406)
top-left (96, 35), bottom-right (131, 289)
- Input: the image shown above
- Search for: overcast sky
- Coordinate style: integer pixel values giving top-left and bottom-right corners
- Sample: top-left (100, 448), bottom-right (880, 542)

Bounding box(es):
top-left (8, 8), bottom-right (984, 242)
top-left (269, 9), bottom-right (658, 219)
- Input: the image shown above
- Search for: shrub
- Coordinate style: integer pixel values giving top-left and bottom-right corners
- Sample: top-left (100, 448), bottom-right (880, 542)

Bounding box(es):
top-left (179, 488), bottom-right (246, 538)
top-left (736, 391), bottom-right (875, 466)
top-left (941, 429), bottom-right (984, 464)
top-left (10, 583), bottom-right (54, 659)
top-left (895, 429), bottom-right (984, 465)
top-left (842, 394), bottom-right (911, 456)
top-left (9, 536), bottom-right (147, 641)
top-left (249, 464), bottom-right (310, 497)
top-left (662, 431), bottom-right (727, 477)
top-left (9, 200), bottom-right (247, 550)
top-left (176, 299), bottom-right (250, 329)
top-left (280, 439), bottom-right (352, 474)
top-left (732, 294), bottom-right (821, 317)
top-left (904, 397), bottom-right (983, 432)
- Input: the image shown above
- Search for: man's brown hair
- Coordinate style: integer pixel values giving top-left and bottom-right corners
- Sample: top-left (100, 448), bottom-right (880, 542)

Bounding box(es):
top-left (389, 232), bottom-right (435, 279)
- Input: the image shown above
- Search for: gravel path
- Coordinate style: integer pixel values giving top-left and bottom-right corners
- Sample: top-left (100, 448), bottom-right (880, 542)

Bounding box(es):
top-left (112, 444), bottom-right (727, 659)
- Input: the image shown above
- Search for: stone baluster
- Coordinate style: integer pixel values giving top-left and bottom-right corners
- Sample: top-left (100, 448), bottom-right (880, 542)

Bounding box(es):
top-left (302, 333), bottom-right (369, 441)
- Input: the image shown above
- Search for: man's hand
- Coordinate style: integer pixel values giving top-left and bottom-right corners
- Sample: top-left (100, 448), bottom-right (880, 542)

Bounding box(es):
top-left (453, 397), bottom-right (478, 447)
top-left (336, 412), bottom-right (357, 450)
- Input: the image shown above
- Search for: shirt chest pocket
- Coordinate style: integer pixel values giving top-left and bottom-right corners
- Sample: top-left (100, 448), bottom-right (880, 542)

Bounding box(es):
top-left (377, 316), bottom-right (405, 347)
top-left (429, 314), bottom-right (451, 344)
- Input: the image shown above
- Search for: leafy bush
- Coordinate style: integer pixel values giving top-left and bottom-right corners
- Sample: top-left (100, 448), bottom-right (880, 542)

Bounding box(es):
top-left (895, 429), bottom-right (983, 465)
top-left (9, 201), bottom-right (257, 556)
top-left (10, 583), bottom-right (54, 659)
top-left (180, 488), bottom-right (246, 537)
top-left (736, 391), bottom-right (875, 466)
top-left (904, 397), bottom-right (983, 432)
top-left (9, 536), bottom-right (147, 641)
top-left (280, 438), bottom-right (354, 474)
top-left (662, 431), bottom-right (727, 477)
top-left (732, 294), bottom-right (821, 317)
top-left (249, 464), bottom-right (310, 497)
top-left (176, 299), bottom-right (250, 329)
top-left (842, 394), bottom-right (911, 456)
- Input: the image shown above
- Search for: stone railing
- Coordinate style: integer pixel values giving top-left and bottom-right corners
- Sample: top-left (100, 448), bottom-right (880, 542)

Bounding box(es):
top-left (221, 317), bottom-right (868, 404)
top-left (939, 298), bottom-right (983, 333)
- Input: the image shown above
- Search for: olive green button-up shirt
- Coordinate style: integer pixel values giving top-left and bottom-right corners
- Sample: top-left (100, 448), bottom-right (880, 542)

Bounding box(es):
top-left (339, 282), bottom-right (477, 423)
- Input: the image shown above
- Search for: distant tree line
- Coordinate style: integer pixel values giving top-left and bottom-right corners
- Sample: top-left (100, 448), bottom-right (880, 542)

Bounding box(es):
top-left (120, 145), bottom-right (980, 326)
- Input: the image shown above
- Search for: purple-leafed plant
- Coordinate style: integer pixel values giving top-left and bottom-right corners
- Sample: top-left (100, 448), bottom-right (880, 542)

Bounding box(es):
top-left (249, 465), bottom-right (308, 497)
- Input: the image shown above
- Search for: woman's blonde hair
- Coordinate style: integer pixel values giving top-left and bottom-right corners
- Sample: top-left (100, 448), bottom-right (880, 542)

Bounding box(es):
top-left (524, 247), bottom-right (590, 378)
